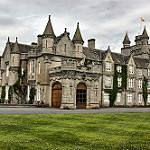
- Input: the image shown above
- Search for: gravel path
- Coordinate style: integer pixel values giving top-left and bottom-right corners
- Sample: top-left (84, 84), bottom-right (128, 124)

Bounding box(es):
top-left (0, 107), bottom-right (150, 115)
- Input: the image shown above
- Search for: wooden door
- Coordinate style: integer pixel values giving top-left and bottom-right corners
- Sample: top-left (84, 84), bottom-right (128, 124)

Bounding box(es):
top-left (52, 83), bottom-right (62, 108)
top-left (76, 83), bottom-right (87, 109)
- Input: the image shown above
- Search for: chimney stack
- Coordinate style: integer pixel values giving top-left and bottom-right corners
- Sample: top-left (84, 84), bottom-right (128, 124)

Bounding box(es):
top-left (88, 39), bottom-right (95, 50)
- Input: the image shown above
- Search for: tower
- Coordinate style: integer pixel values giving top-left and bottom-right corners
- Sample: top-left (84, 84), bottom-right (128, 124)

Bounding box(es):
top-left (42, 15), bottom-right (56, 54)
top-left (141, 26), bottom-right (149, 59)
top-left (121, 32), bottom-right (131, 55)
top-left (72, 22), bottom-right (84, 58)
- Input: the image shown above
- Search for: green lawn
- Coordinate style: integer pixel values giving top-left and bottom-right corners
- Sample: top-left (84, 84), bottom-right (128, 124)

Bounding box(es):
top-left (0, 113), bottom-right (150, 150)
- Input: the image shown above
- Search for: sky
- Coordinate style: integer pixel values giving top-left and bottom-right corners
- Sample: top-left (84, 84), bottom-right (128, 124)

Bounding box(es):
top-left (0, 0), bottom-right (150, 55)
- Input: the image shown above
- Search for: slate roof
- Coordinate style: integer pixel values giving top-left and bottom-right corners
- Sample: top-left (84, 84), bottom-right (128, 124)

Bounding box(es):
top-left (72, 23), bottom-right (84, 43)
top-left (10, 42), bottom-right (32, 53)
top-left (123, 33), bottom-right (130, 44)
top-left (133, 57), bottom-right (149, 68)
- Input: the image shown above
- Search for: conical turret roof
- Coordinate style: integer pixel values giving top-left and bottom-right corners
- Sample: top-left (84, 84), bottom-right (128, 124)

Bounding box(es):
top-left (12, 37), bottom-right (20, 53)
top-left (72, 22), bottom-right (84, 44)
top-left (123, 32), bottom-right (131, 44)
top-left (142, 26), bottom-right (149, 38)
top-left (43, 15), bottom-right (55, 38)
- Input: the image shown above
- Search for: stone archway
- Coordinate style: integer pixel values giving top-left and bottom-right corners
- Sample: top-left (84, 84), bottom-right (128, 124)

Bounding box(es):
top-left (52, 82), bottom-right (62, 108)
top-left (76, 83), bottom-right (87, 109)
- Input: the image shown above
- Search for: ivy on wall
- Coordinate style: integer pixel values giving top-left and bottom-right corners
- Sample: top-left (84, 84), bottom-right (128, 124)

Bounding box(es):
top-left (105, 64), bottom-right (127, 106)
top-left (29, 87), bottom-right (36, 104)
top-left (142, 76), bottom-right (148, 106)
top-left (8, 86), bottom-right (13, 104)
top-left (13, 65), bottom-right (27, 104)
top-left (1, 86), bottom-right (5, 103)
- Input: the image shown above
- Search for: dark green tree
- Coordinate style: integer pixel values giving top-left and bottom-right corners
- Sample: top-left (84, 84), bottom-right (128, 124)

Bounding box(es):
top-left (142, 76), bottom-right (148, 106)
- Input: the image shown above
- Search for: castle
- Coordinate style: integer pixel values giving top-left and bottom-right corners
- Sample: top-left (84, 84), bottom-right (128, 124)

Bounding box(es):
top-left (0, 15), bottom-right (150, 109)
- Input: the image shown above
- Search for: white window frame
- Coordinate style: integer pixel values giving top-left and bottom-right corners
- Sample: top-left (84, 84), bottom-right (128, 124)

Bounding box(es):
top-left (129, 78), bottom-right (133, 88)
top-left (148, 94), bottom-right (150, 103)
top-left (104, 92), bottom-right (109, 102)
top-left (117, 65), bottom-right (122, 73)
top-left (129, 65), bottom-right (134, 74)
top-left (106, 62), bottom-right (111, 71)
top-left (138, 94), bottom-right (142, 103)
top-left (37, 84), bottom-right (40, 101)
top-left (148, 80), bottom-right (150, 89)
top-left (105, 76), bottom-right (111, 88)
top-left (117, 77), bottom-right (122, 87)
top-left (38, 62), bottom-right (40, 75)
top-left (32, 60), bottom-right (34, 74)
top-left (139, 69), bottom-right (142, 76)
top-left (127, 93), bottom-right (132, 103)
top-left (6, 65), bottom-right (9, 77)
top-left (28, 85), bottom-right (30, 101)
top-left (116, 93), bottom-right (121, 103)
top-left (148, 68), bottom-right (150, 76)
top-left (29, 61), bottom-right (32, 74)
top-left (5, 86), bottom-right (9, 100)
top-left (138, 80), bottom-right (142, 89)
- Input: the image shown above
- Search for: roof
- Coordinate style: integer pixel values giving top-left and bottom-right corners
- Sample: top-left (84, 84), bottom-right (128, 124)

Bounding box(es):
top-left (10, 42), bottom-right (32, 53)
top-left (111, 52), bottom-right (125, 65)
top-left (123, 33), bottom-right (130, 44)
top-left (72, 23), bottom-right (84, 44)
top-left (43, 15), bottom-right (55, 37)
top-left (133, 56), bottom-right (149, 68)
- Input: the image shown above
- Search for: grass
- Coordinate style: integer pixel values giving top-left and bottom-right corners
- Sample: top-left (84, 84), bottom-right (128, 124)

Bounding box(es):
top-left (0, 113), bottom-right (150, 150)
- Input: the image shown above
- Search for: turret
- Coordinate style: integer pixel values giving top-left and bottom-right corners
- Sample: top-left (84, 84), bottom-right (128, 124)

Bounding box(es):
top-left (42, 15), bottom-right (55, 54)
top-left (141, 26), bottom-right (149, 58)
top-left (121, 32), bottom-right (131, 55)
top-left (72, 22), bottom-right (84, 57)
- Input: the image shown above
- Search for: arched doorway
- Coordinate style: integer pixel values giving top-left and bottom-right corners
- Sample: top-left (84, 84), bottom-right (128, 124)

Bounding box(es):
top-left (76, 83), bottom-right (87, 109)
top-left (52, 82), bottom-right (62, 108)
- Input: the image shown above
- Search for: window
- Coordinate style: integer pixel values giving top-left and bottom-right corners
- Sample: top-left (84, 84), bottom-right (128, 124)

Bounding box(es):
top-left (106, 62), bottom-right (111, 71)
top-left (117, 65), bottom-right (122, 73)
top-left (32, 60), bottom-right (34, 74)
top-left (37, 84), bottom-right (40, 101)
top-left (78, 46), bottom-right (79, 52)
top-left (148, 94), bottom-right (150, 103)
top-left (138, 94), bottom-right (142, 103)
top-left (148, 69), bottom-right (150, 76)
top-left (104, 92), bottom-right (109, 102)
top-left (5, 86), bottom-right (9, 100)
top-left (28, 85), bottom-right (30, 101)
top-left (64, 44), bottom-right (66, 52)
top-left (139, 69), bottom-right (142, 76)
top-left (29, 61), bottom-right (32, 74)
top-left (105, 76), bottom-right (111, 88)
top-left (127, 93), bottom-right (132, 103)
top-left (116, 93), bottom-right (121, 102)
top-left (6, 65), bottom-right (9, 77)
top-left (129, 65), bottom-right (134, 74)
top-left (117, 77), bottom-right (122, 87)
top-left (46, 40), bottom-right (47, 48)
top-left (21, 68), bottom-right (24, 75)
top-left (129, 78), bottom-right (133, 88)
top-left (138, 80), bottom-right (142, 88)
top-left (148, 80), bottom-right (150, 89)
top-left (38, 62), bottom-right (40, 74)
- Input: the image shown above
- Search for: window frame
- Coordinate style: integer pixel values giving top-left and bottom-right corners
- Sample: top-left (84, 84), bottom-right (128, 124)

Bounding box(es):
top-left (106, 62), bottom-right (111, 71)
top-left (129, 65), bottom-right (134, 74)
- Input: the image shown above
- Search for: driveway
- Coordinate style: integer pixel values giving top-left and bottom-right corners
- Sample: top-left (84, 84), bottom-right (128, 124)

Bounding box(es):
top-left (0, 107), bottom-right (150, 115)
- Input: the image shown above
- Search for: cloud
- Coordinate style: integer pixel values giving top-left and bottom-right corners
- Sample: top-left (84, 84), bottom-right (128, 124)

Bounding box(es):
top-left (0, 0), bottom-right (150, 55)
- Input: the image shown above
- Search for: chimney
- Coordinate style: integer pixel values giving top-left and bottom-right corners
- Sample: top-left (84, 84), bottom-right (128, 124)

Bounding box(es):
top-left (88, 39), bottom-right (95, 50)
top-left (37, 34), bottom-right (42, 46)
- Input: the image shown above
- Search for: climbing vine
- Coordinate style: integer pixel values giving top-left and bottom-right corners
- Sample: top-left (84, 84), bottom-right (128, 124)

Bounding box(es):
top-left (1, 86), bottom-right (5, 103)
top-left (29, 87), bottom-right (36, 104)
top-left (105, 64), bottom-right (127, 106)
top-left (13, 65), bottom-right (27, 104)
top-left (8, 86), bottom-right (13, 104)
top-left (142, 76), bottom-right (148, 106)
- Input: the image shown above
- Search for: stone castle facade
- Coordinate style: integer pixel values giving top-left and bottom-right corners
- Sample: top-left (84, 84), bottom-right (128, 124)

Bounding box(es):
top-left (1, 15), bottom-right (150, 109)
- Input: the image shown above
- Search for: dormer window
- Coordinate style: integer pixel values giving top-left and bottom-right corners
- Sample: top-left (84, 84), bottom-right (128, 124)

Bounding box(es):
top-left (117, 65), bottom-right (122, 73)
top-left (106, 62), bottom-right (111, 71)
top-left (129, 65), bottom-right (134, 74)
top-left (139, 69), bottom-right (142, 76)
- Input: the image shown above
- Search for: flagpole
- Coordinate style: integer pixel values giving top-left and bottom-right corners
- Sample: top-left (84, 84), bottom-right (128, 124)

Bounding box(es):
top-left (140, 17), bottom-right (142, 34)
